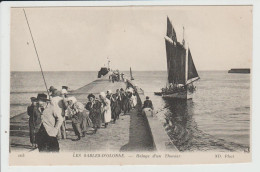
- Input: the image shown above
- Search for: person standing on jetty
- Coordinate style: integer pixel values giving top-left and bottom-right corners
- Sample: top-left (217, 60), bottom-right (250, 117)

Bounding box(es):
top-left (51, 90), bottom-right (67, 140)
top-left (130, 92), bottom-right (137, 109)
top-left (49, 86), bottom-right (57, 96)
top-left (61, 86), bottom-right (69, 97)
top-left (66, 97), bottom-right (85, 141)
top-left (106, 90), bottom-right (113, 99)
top-left (110, 92), bottom-right (121, 123)
top-left (142, 96), bottom-right (154, 117)
top-left (66, 97), bottom-right (94, 140)
top-left (61, 86), bottom-right (69, 133)
top-left (27, 97), bottom-right (39, 148)
top-left (99, 92), bottom-right (111, 128)
top-left (35, 93), bottom-right (63, 152)
top-left (120, 88), bottom-right (131, 115)
top-left (85, 94), bottom-right (102, 132)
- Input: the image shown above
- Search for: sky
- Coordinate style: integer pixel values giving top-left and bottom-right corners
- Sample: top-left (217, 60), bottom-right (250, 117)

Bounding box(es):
top-left (11, 6), bottom-right (252, 71)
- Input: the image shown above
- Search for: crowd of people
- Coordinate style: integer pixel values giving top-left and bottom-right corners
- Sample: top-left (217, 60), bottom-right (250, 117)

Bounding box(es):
top-left (109, 70), bottom-right (125, 83)
top-left (27, 85), bottom-right (140, 152)
top-left (161, 82), bottom-right (196, 94)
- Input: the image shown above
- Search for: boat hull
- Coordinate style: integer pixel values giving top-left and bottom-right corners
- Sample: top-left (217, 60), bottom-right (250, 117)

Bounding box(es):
top-left (162, 90), bottom-right (193, 100)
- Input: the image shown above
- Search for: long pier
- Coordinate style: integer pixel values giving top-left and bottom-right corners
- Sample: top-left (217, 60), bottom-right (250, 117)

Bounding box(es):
top-left (10, 74), bottom-right (178, 152)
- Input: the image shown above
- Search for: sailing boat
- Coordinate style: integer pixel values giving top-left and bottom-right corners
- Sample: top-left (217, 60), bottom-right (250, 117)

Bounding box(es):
top-left (130, 67), bottom-right (134, 80)
top-left (161, 17), bottom-right (200, 100)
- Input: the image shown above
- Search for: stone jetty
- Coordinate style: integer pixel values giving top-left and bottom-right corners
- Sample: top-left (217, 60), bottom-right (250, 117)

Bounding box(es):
top-left (9, 74), bottom-right (178, 152)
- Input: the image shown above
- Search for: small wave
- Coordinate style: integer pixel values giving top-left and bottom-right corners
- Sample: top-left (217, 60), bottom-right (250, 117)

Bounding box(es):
top-left (157, 109), bottom-right (249, 152)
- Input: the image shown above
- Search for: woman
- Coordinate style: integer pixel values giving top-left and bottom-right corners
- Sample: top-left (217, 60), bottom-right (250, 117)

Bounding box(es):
top-left (99, 92), bottom-right (111, 128)
top-left (130, 92), bottom-right (137, 108)
top-left (85, 93), bottom-right (102, 132)
top-left (67, 97), bottom-right (93, 141)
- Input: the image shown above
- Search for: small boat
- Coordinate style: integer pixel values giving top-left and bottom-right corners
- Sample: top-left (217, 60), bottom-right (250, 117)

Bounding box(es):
top-left (97, 67), bottom-right (110, 78)
top-left (130, 67), bottom-right (134, 80)
top-left (97, 58), bottom-right (111, 78)
top-left (161, 17), bottom-right (200, 100)
top-left (154, 92), bottom-right (162, 96)
top-left (228, 68), bottom-right (250, 74)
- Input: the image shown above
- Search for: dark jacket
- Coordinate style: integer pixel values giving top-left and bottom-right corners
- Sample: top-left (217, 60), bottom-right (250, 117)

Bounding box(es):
top-left (27, 105), bottom-right (42, 133)
top-left (142, 100), bottom-right (154, 110)
top-left (85, 100), bottom-right (102, 126)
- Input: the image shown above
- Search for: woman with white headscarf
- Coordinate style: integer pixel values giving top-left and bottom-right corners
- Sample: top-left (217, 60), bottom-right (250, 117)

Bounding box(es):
top-left (66, 97), bottom-right (93, 140)
top-left (99, 92), bottom-right (111, 128)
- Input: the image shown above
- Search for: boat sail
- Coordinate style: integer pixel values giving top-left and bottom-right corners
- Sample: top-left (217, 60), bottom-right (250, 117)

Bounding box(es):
top-left (130, 67), bottom-right (134, 80)
top-left (187, 48), bottom-right (200, 84)
top-left (161, 17), bottom-right (200, 99)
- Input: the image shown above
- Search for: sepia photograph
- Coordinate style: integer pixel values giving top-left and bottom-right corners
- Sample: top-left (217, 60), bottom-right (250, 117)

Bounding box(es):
top-left (6, 4), bottom-right (252, 165)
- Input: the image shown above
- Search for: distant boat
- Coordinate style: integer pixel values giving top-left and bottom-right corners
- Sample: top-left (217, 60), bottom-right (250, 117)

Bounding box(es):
top-left (130, 67), bottom-right (134, 80)
top-left (98, 58), bottom-right (111, 78)
top-left (159, 17), bottom-right (200, 100)
top-left (97, 67), bottom-right (110, 78)
top-left (154, 92), bottom-right (162, 96)
top-left (228, 68), bottom-right (250, 74)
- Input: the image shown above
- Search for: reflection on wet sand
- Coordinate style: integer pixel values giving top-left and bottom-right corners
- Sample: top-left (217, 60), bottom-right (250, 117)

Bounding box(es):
top-left (162, 99), bottom-right (249, 152)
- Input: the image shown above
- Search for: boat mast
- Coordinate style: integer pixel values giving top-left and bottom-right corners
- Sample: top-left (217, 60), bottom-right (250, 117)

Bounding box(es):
top-left (182, 26), bottom-right (185, 46)
top-left (185, 43), bottom-right (189, 85)
top-left (130, 67), bottom-right (134, 80)
top-left (107, 57), bottom-right (110, 70)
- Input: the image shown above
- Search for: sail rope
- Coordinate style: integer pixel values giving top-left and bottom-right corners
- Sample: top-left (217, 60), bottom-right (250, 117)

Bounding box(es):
top-left (23, 9), bottom-right (50, 98)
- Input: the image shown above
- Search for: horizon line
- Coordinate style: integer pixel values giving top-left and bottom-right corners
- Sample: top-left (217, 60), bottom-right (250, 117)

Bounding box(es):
top-left (10, 69), bottom-right (240, 72)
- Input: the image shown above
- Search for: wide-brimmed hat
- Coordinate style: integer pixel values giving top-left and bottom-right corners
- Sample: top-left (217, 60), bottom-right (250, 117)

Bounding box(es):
top-left (37, 93), bottom-right (50, 102)
top-left (49, 86), bottom-right (56, 92)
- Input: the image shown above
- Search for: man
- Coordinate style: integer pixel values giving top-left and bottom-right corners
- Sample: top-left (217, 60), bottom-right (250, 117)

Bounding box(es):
top-left (110, 93), bottom-right (121, 123)
top-left (120, 73), bottom-right (125, 81)
top-left (106, 90), bottom-right (113, 100)
top-left (61, 86), bottom-right (69, 97)
top-left (120, 88), bottom-right (128, 115)
top-left (142, 96), bottom-right (154, 116)
top-left (51, 89), bottom-right (67, 140)
top-left (35, 93), bottom-right (63, 152)
top-left (27, 97), bottom-right (38, 148)
top-left (115, 89), bottom-right (122, 117)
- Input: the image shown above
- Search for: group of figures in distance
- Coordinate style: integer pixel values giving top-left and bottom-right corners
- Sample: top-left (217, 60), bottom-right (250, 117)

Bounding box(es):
top-left (156, 17), bottom-right (200, 100)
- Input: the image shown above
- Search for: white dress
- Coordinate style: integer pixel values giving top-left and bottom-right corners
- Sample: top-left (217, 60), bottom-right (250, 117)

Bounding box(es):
top-left (103, 98), bottom-right (111, 123)
top-left (132, 95), bottom-right (137, 107)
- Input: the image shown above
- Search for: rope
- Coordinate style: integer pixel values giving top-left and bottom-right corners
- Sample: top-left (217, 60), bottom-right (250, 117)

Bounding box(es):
top-left (23, 9), bottom-right (50, 98)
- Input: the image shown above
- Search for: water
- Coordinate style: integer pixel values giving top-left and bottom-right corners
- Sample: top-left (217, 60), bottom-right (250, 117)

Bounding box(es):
top-left (10, 71), bottom-right (250, 151)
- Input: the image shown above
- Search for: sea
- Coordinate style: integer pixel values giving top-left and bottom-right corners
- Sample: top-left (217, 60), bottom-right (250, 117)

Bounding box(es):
top-left (10, 71), bottom-right (250, 152)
